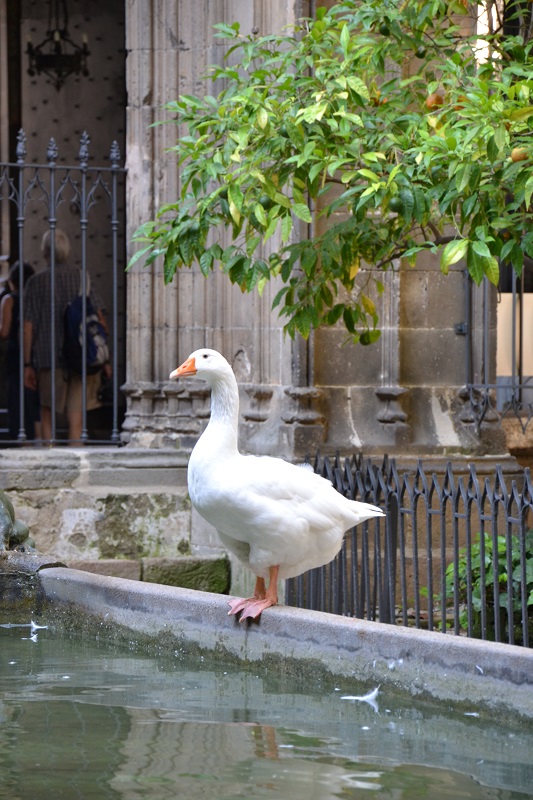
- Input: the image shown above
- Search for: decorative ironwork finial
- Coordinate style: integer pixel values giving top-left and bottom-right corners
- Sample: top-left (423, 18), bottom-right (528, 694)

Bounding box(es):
top-left (47, 137), bottom-right (59, 164)
top-left (78, 131), bottom-right (90, 168)
top-left (109, 141), bottom-right (121, 168)
top-left (16, 130), bottom-right (27, 164)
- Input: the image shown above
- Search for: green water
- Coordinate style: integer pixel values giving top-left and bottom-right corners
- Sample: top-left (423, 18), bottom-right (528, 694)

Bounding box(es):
top-left (1, 623), bottom-right (532, 800)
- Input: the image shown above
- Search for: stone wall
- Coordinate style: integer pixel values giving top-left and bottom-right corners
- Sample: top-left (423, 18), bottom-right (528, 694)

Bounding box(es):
top-left (0, 448), bottom-right (243, 596)
top-left (120, 0), bottom-right (510, 461)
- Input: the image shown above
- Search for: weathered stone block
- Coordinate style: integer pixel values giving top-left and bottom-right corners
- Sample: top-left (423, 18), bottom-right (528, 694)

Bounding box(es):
top-left (65, 559), bottom-right (141, 580)
top-left (314, 327), bottom-right (383, 387)
top-left (400, 271), bottom-right (428, 328)
top-left (84, 448), bottom-right (189, 488)
top-left (399, 329), bottom-right (465, 386)
top-left (95, 493), bottom-right (191, 559)
top-left (0, 450), bottom-right (80, 491)
top-left (141, 556), bottom-right (231, 594)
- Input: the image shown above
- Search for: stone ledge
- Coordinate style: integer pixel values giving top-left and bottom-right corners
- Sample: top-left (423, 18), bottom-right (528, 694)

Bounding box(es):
top-left (0, 447), bottom-right (190, 491)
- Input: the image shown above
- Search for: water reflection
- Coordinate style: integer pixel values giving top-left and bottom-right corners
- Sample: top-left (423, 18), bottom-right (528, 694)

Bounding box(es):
top-left (1, 625), bottom-right (532, 799)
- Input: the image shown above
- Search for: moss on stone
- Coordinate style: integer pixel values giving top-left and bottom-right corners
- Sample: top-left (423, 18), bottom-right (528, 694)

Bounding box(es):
top-left (141, 556), bottom-right (231, 594)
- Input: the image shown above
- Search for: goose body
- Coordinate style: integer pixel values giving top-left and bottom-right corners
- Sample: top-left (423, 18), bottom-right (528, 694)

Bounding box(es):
top-left (170, 348), bottom-right (385, 619)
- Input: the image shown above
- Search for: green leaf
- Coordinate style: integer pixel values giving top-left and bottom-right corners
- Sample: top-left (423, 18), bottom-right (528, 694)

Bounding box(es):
top-left (345, 75), bottom-right (369, 101)
top-left (494, 124), bottom-right (507, 151)
top-left (257, 107), bottom-right (268, 129)
top-left (398, 188), bottom-right (415, 223)
top-left (360, 330), bottom-right (381, 345)
top-left (126, 245), bottom-right (154, 271)
top-left (340, 21), bottom-right (350, 56)
top-left (508, 106), bottom-right (533, 122)
top-left (292, 203), bottom-right (313, 223)
top-left (462, 193), bottom-right (478, 219)
top-left (413, 188), bottom-right (427, 224)
top-left (482, 255), bottom-right (500, 286)
top-left (281, 214), bottom-right (293, 244)
top-left (510, 243), bottom-right (524, 274)
top-left (361, 294), bottom-right (376, 316)
top-left (253, 203), bottom-right (267, 227)
top-left (228, 199), bottom-right (241, 225)
top-left (326, 303), bottom-right (344, 326)
top-left (500, 238), bottom-right (515, 263)
top-left (199, 250), bottom-right (213, 276)
top-left (358, 168), bottom-right (380, 182)
top-left (272, 285), bottom-right (289, 309)
top-left (486, 135), bottom-right (499, 164)
top-left (467, 248), bottom-right (484, 285)
top-left (524, 175), bottom-right (533, 210)
top-left (440, 239), bottom-right (469, 274)
top-left (472, 240), bottom-right (492, 259)
top-left (343, 307), bottom-right (356, 334)
top-left (228, 184), bottom-right (243, 211)
top-left (456, 164), bottom-right (472, 194)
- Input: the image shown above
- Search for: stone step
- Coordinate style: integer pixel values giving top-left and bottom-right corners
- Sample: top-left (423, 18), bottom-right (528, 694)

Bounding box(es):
top-left (64, 555), bottom-right (230, 594)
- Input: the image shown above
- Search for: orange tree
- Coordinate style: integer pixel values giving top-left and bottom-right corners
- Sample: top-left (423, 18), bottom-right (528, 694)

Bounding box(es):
top-left (130, 0), bottom-right (533, 344)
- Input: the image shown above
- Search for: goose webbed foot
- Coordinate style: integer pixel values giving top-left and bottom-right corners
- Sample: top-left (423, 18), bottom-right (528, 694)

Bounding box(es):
top-left (238, 596), bottom-right (277, 621)
top-left (227, 596), bottom-right (258, 616)
top-left (227, 567), bottom-right (279, 621)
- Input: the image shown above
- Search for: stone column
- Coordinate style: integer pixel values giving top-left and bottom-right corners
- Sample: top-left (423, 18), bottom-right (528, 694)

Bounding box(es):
top-left (123, 0), bottom-right (179, 446)
top-left (123, 0), bottom-right (312, 453)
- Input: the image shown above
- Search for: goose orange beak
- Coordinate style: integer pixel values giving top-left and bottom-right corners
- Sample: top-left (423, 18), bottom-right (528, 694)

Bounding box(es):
top-left (169, 356), bottom-right (196, 380)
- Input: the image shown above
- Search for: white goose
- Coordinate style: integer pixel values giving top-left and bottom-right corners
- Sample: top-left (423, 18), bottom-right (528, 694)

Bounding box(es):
top-left (170, 349), bottom-right (385, 621)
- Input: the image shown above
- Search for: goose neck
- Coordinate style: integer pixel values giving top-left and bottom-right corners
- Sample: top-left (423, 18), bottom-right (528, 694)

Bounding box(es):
top-left (208, 373), bottom-right (240, 430)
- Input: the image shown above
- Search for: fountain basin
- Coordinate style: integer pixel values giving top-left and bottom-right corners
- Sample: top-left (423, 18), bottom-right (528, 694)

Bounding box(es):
top-left (9, 556), bottom-right (527, 721)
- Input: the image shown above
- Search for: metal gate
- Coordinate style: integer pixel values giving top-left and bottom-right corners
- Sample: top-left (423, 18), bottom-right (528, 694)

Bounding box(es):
top-left (463, 266), bottom-right (533, 433)
top-left (0, 130), bottom-right (126, 445)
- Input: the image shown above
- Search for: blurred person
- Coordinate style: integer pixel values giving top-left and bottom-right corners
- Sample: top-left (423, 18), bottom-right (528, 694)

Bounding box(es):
top-left (0, 261), bottom-right (40, 441)
top-left (23, 229), bottom-right (109, 444)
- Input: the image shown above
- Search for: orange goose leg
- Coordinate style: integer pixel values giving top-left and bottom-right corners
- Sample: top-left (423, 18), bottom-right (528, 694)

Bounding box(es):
top-left (237, 566), bottom-right (279, 622)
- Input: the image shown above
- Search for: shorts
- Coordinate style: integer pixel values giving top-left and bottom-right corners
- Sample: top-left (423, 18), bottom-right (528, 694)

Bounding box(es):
top-left (38, 369), bottom-right (101, 413)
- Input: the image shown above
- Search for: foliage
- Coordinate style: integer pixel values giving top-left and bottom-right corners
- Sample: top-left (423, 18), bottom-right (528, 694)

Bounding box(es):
top-left (445, 528), bottom-right (533, 641)
top-left (130, 0), bottom-right (533, 342)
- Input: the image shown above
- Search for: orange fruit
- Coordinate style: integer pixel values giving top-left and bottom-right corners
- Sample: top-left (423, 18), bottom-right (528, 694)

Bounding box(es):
top-left (425, 92), bottom-right (444, 110)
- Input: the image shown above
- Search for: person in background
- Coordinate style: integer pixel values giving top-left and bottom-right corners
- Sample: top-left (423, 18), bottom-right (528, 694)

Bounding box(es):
top-left (0, 261), bottom-right (41, 441)
top-left (23, 229), bottom-right (109, 444)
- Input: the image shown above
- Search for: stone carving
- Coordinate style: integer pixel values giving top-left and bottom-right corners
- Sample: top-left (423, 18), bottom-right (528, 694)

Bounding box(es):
top-left (0, 491), bottom-right (34, 553)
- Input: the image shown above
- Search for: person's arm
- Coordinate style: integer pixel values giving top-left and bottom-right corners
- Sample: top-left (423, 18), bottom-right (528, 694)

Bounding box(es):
top-left (23, 319), bottom-right (37, 390)
top-left (97, 308), bottom-right (109, 335)
top-left (0, 294), bottom-right (13, 339)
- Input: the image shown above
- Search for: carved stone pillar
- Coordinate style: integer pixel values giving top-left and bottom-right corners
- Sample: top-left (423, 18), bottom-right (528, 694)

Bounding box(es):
top-left (123, 0), bottom-right (309, 452)
top-left (375, 264), bottom-right (410, 446)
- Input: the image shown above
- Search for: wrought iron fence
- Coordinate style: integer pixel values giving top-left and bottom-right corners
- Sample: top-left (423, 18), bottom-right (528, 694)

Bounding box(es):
top-left (286, 454), bottom-right (533, 648)
top-left (0, 130), bottom-right (126, 445)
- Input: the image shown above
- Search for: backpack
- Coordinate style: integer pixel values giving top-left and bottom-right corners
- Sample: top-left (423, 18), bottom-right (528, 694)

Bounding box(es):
top-left (63, 273), bottom-right (109, 375)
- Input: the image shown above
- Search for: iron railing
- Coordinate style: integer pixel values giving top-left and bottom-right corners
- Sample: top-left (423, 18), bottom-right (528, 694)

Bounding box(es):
top-left (286, 454), bottom-right (533, 648)
top-left (465, 269), bottom-right (533, 432)
top-left (0, 130), bottom-right (126, 445)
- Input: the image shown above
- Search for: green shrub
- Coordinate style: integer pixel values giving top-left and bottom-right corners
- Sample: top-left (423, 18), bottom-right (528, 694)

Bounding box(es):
top-left (445, 529), bottom-right (533, 643)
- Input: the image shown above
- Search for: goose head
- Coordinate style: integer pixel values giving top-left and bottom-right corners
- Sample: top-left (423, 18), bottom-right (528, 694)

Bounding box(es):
top-left (169, 348), bottom-right (233, 384)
